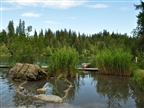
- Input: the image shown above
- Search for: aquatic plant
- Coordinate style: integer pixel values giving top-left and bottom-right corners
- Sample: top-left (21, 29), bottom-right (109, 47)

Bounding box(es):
top-left (96, 48), bottom-right (135, 76)
top-left (48, 47), bottom-right (79, 78)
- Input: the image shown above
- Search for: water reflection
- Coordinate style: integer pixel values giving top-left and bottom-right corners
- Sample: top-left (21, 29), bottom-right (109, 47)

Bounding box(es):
top-left (96, 75), bottom-right (131, 108)
top-left (6, 77), bottom-right (76, 107)
top-left (89, 72), bottom-right (144, 108)
top-left (1, 68), bottom-right (144, 108)
top-left (130, 81), bottom-right (144, 108)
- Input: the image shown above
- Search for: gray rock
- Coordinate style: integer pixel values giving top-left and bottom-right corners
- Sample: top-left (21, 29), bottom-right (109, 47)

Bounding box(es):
top-left (33, 94), bottom-right (63, 103)
top-left (7, 63), bottom-right (48, 81)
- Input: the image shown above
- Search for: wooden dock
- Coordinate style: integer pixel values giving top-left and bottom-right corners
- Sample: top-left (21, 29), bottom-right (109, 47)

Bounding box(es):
top-left (0, 65), bottom-right (48, 69)
top-left (78, 68), bottom-right (99, 71)
top-left (0, 65), bottom-right (11, 68)
top-left (41, 66), bottom-right (48, 69)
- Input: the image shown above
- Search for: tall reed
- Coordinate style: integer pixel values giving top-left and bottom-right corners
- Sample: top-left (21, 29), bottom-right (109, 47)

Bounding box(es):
top-left (96, 48), bottom-right (134, 76)
top-left (48, 47), bottom-right (79, 78)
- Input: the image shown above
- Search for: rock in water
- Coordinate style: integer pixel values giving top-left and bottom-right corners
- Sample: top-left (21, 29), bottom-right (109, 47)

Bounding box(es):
top-left (33, 94), bottom-right (63, 103)
top-left (37, 88), bottom-right (47, 92)
top-left (7, 63), bottom-right (48, 81)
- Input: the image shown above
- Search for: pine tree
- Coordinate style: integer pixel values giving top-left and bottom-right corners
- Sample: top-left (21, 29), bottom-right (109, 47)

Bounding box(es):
top-left (134, 0), bottom-right (144, 51)
top-left (8, 20), bottom-right (15, 39)
top-left (0, 29), bottom-right (7, 44)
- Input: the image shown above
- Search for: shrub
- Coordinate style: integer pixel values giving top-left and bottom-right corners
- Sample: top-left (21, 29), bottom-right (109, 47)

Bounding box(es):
top-left (9, 37), bottom-right (39, 64)
top-left (96, 48), bottom-right (135, 76)
top-left (132, 70), bottom-right (144, 90)
top-left (0, 43), bottom-right (11, 56)
top-left (136, 52), bottom-right (144, 69)
top-left (48, 47), bottom-right (79, 78)
top-left (138, 59), bottom-right (144, 69)
top-left (88, 56), bottom-right (97, 68)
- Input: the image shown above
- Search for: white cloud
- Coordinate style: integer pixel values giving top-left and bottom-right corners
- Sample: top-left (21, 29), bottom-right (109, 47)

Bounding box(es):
top-left (44, 20), bottom-right (62, 24)
top-left (0, 7), bottom-right (9, 11)
top-left (0, 7), bottom-right (21, 11)
top-left (21, 12), bottom-right (41, 17)
top-left (5, 0), bottom-right (86, 9)
top-left (8, 0), bottom-right (38, 7)
top-left (86, 4), bottom-right (109, 9)
top-left (41, 0), bottom-right (84, 9)
top-left (120, 7), bottom-right (131, 11)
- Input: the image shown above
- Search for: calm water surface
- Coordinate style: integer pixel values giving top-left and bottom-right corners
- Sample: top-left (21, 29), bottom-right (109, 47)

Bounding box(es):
top-left (0, 68), bottom-right (144, 108)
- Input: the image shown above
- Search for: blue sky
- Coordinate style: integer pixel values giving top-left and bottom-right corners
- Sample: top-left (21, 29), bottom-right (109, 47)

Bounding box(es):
top-left (0, 0), bottom-right (141, 36)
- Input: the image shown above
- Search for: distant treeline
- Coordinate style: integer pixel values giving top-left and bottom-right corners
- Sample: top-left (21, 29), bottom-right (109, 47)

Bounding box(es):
top-left (0, 19), bottom-right (142, 54)
top-left (0, 19), bottom-right (143, 67)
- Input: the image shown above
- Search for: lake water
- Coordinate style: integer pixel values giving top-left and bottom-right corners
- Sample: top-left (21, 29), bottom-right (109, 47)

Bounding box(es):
top-left (1, 68), bottom-right (144, 108)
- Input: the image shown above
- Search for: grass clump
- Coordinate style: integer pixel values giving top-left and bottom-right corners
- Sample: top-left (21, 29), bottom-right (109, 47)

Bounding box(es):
top-left (96, 48), bottom-right (134, 76)
top-left (48, 47), bottom-right (79, 78)
top-left (132, 70), bottom-right (144, 90)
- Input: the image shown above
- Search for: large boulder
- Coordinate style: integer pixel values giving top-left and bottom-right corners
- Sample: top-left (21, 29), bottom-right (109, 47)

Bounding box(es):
top-left (7, 63), bottom-right (48, 81)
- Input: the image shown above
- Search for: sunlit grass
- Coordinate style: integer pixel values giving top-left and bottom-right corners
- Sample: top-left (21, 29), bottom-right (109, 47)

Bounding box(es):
top-left (132, 69), bottom-right (144, 90)
top-left (48, 47), bottom-right (79, 78)
top-left (96, 48), bottom-right (135, 76)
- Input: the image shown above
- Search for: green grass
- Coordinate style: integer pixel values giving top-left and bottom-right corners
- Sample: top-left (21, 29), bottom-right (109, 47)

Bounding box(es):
top-left (132, 70), bottom-right (144, 90)
top-left (96, 48), bottom-right (135, 76)
top-left (48, 47), bottom-right (79, 78)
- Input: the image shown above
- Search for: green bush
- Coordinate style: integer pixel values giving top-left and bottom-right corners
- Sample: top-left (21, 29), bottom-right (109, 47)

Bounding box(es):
top-left (138, 59), bottom-right (144, 69)
top-left (96, 48), bottom-right (135, 76)
top-left (0, 43), bottom-right (11, 56)
top-left (9, 37), bottom-right (39, 64)
top-left (89, 56), bottom-right (97, 68)
top-left (48, 47), bottom-right (79, 78)
top-left (132, 70), bottom-right (144, 90)
top-left (136, 52), bottom-right (144, 69)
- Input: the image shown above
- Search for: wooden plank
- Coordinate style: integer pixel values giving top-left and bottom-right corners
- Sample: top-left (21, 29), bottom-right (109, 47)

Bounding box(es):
top-left (41, 66), bottom-right (48, 69)
top-left (0, 65), bottom-right (10, 68)
top-left (78, 68), bottom-right (99, 71)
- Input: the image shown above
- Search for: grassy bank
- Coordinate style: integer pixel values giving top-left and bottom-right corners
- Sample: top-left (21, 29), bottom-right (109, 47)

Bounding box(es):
top-left (96, 48), bottom-right (135, 76)
top-left (132, 70), bottom-right (144, 90)
top-left (48, 47), bottom-right (79, 78)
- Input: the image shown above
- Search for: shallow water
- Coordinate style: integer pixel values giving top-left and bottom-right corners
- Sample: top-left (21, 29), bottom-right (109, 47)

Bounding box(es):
top-left (0, 68), bottom-right (144, 108)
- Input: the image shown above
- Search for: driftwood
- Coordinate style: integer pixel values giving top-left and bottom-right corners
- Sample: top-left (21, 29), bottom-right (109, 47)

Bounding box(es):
top-left (15, 81), bottom-right (63, 103)
top-left (15, 81), bottom-right (29, 97)
top-left (15, 78), bottom-right (73, 103)
top-left (62, 79), bottom-right (73, 100)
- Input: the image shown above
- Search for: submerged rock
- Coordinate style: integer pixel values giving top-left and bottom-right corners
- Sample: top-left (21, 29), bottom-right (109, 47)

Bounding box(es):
top-left (33, 94), bottom-right (63, 103)
top-left (7, 63), bottom-right (48, 81)
top-left (37, 88), bottom-right (47, 92)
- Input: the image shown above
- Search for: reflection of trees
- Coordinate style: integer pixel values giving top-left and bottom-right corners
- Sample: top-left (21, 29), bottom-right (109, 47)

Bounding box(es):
top-left (48, 78), bottom-right (76, 102)
top-left (6, 79), bottom-right (48, 107)
top-left (47, 73), bottom-right (89, 103)
top-left (13, 94), bottom-right (34, 107)
top-left (4, 69), bottom-right (144, 108)
top-left (95, 74), bottom-right (131, 108)
top-left (6, 76), bottom-right (80, 106)
top-left (74, 73), bottom-right (86, 91)
top-left (129, 81), bottom-right (144, 108)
